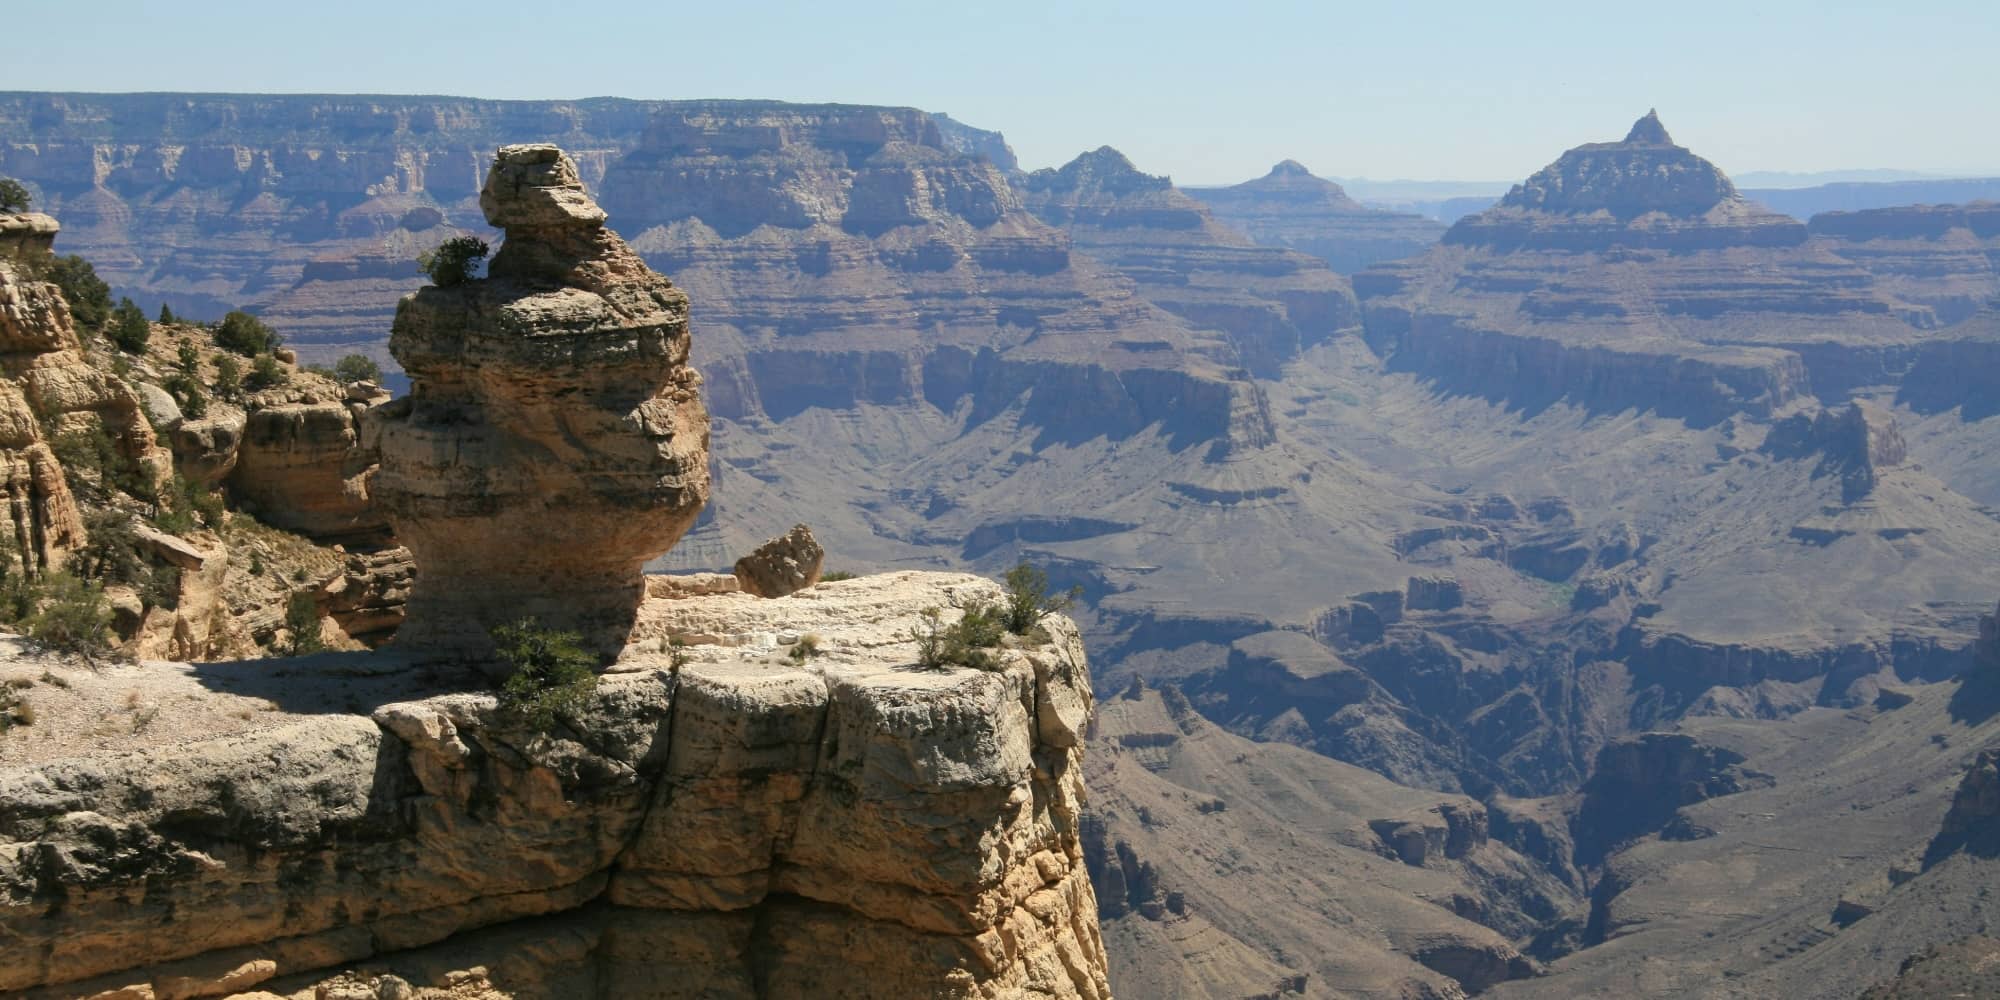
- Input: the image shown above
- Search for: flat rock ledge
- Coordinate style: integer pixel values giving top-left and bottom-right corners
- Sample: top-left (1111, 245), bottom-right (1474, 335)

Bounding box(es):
top-left (0, 572), bottom-right (1108, 1000)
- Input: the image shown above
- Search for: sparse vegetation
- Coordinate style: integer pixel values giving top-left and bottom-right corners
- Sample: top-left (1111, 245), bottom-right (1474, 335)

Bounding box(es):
top-left (819, 570), bottom-right (858, 583)
top-left (667, 636), bottom-right (691, 670)
top-left (152, 475), bottom-right (226, 535)
top-left (28, 254), bottom-right (113, 330)
top-left (332, 353), bottom-right (381, 384)
top-left (493, 618), bottom-right (598, 730)
top-left (787, 633), bottom-right (822, 664)
top-left (212, 354), bottom-right (243, 402)
top-left (108, 297), bottom-right (150, 353)
top-left (24, 572), bottom-right (113, 656)
top-left (157, 303), bottom-right (176, 325)
top-left (283, 590), bottom-right (324, 655)
top-left (0, 177), bottom-right (30, 213)
top-left (49, 423), bottom-right (147, 499)
top-left (418, 236), bottom-right (490, 287)
top-left (214, 310), bottom-right (279, 357)
top-left (912, 601), bottom-right (1005, 671)
top-left (244, 353), bottom-right (287, 391)
top-left (1001, 560), bottom-right (1081, 636)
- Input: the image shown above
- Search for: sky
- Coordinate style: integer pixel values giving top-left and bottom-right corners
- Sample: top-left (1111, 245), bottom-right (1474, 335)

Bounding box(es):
top-left (3, 1), bottom-right (1997, 186)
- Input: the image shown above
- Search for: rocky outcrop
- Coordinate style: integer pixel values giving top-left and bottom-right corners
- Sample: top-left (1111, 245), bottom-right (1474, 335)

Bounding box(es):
top-left (227, 382), bottom-right (393, 545)
top-left (1572, 733), bottom-right (1768, 866)
top-left (374, 144), bottom-right (710, 660)
top-left (1763, 399), bottom-right (1909, 498)
top-left (0, 211), bottom-right (58, 259)
top-left (1186, 160), bottom-right (1447, 273)
top-left (732, 522), bottom-right (824, 598)
top-left (1926, 745), bottom-right (2000, 866)
top-left (0, 213), bottom-right (170, 570)
top-left (0, 571), bottom-right (1107, 1000)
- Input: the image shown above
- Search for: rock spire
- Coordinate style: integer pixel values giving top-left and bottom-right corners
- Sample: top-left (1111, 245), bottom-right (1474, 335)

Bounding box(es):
top-left (374, 144), bottom-right (710, 663)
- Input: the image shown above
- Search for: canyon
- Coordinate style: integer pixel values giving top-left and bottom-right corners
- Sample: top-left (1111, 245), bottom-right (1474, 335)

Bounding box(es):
top-left (2, 95), bottom-right (1999, 998)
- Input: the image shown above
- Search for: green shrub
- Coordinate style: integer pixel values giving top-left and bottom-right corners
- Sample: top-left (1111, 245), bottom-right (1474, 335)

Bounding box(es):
top-left (284, 590), bottom-right (324, 656)
top-left (140, 563), bottom-right (180, 611)
top-left (243, 353), bottom-right (287, 391)
top-left (787, 633), bottom-right (822, 664)
top-left (214, 310), bottom-right (279, 357)
top-left (213, 354), bottom-right (243, 402)
top-left (1001, 561), bottom-right (1081, 636)
top-left (25, 572), bottom-right (112, 656)
top-left (332, 354), bottom-right (382, 384)
top-left (493, 618), bottom-right (598, 730)
top-left (152, 475), bottom-right (224, 535)
top-left (0, 177), bottom-right (29, 213)
top-left (911, 601), bottom-right (1004, 671)
top-left (418, 236), bottom-right (489, 287)
top-left (108, 297), bottom-right (150, 353)
top-left (50, 423), bottom-right (145, 498)
top-left (161, 372), bottom-right (208, 419)
top-left (176, 341), bottom-right (200, 375)
top-left (819, 570), bottom-right (858, 583)
top-left (41, 254), bottom-right (111, 330)
top-left (75, 510), bottom-right (147, 588)
top-left (157, 303), bottom-right (176, 325)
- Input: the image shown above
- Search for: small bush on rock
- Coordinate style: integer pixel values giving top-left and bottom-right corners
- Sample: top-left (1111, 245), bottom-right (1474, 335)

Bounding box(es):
top-left (214, 310), bottom-right (279, 357)
top-left (25, 572), bottom-right (112, 656)
top-left (1002, 561), bottom-right (1081, 636)
top-left (244, 353), bottom-right (287, 391)
top-left (418, 237), bottom-right (490, 287)
top-left (0, 177), bottom-right (30, 212)
top-left (284, 590), bottom-right (324, 656)
top-left (493, 618), bottom-right (598, 730)
top-left (912, 601), bottom-right (1005, 671)
top-left (332, 353), bottom-right (382, 384)
top-left (109, 297), bottom-right (150, 353)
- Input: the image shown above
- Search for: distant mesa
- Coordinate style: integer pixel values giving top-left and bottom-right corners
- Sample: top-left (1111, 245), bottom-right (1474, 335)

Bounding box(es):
top-left (1186, 158), bottom-right (1448, 273)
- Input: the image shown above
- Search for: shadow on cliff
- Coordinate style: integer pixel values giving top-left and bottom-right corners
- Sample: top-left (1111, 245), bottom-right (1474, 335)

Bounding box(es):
top-left (186, 649), bottom-right (487, 715)
top-left (1948, 668), bottom-right (2000, 726)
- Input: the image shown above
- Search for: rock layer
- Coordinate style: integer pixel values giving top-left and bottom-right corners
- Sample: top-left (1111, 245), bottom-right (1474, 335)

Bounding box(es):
top-left (1186, 159), bottom-right (1447, 273)
top-left (373, 144), bottom-right (710, 660)
top-left (0, 572), bottom-right (1107, 999)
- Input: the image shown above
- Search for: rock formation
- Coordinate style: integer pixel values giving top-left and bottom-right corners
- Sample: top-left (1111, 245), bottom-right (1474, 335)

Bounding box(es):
top-left (226, 380), bottom-right (393, 545)
top-left (1355, 110), bottom-right (1939, 422)
top-left (374, 144), bottom-right (709, 660)
top-left (1020, 146), bottom-right (1360, 379)
top-left (0, 571), bottom-right (1107, 1000)
top-left (732, 522), bottom-right (824, 598)
top-left (1185, 159), bottom-right (1447, 273)
top-left (0, 211), bottom-right (170, 571)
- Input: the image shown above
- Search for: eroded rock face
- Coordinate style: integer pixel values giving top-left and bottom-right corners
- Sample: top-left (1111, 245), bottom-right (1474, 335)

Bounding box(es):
top-left (1186, 159), bottom-right (1448, 274)
top-left (0, 572), bottom-right (1107, 1000)
top-left (374, 144), bottom-right (710, 660)
top-left (0, 215), bottom-right (170, 570)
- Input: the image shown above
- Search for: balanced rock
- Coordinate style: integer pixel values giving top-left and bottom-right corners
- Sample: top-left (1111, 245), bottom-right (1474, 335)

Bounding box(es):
top-left (374, 144), bottom-right (710, 661)
top-left (733, 523), bottom-right (825, 598)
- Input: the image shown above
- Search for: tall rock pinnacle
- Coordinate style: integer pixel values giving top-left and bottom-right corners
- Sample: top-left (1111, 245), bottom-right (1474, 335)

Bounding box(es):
top-left (375, 144), bottom-right (710, 663)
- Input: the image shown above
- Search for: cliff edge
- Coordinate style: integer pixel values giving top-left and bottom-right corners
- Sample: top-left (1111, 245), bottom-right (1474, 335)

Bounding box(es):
top-left (0, 571), bottom-right (1108, 999)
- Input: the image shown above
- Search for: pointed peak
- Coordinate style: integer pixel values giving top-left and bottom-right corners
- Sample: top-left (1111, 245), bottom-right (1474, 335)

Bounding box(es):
top-left (1269, 159), bottom-right (1314, 178)
top-left (1080, 145), bottom-right (1138, 170)
top-left (1624, 109), bottom-right (1674, 146)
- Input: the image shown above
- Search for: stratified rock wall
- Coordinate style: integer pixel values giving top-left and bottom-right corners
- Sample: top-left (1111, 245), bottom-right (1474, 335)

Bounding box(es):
top-left (1186, 159), bottom-right (1448, 273)
top-left (374, 145), bottom-right (710, 659)
top-left (0, 572), bottom-right (1108, 1000)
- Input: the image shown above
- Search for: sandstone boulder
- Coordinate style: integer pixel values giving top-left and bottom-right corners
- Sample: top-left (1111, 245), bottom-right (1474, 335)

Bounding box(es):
top-left (733, 523), bottom-right (824, 598)
top-left (374, 144), bottom-right (710, 661)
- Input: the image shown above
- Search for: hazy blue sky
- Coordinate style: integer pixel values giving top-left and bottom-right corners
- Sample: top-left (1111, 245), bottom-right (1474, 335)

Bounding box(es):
top-left (4, 1), bottom-right (1995, 185)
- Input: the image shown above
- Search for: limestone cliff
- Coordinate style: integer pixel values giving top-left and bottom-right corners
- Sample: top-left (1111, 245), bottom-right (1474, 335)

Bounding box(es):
top-left (0, 572), bottom-right (1107, 999)
top-left (374, 144), bottom-right (710, 660)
